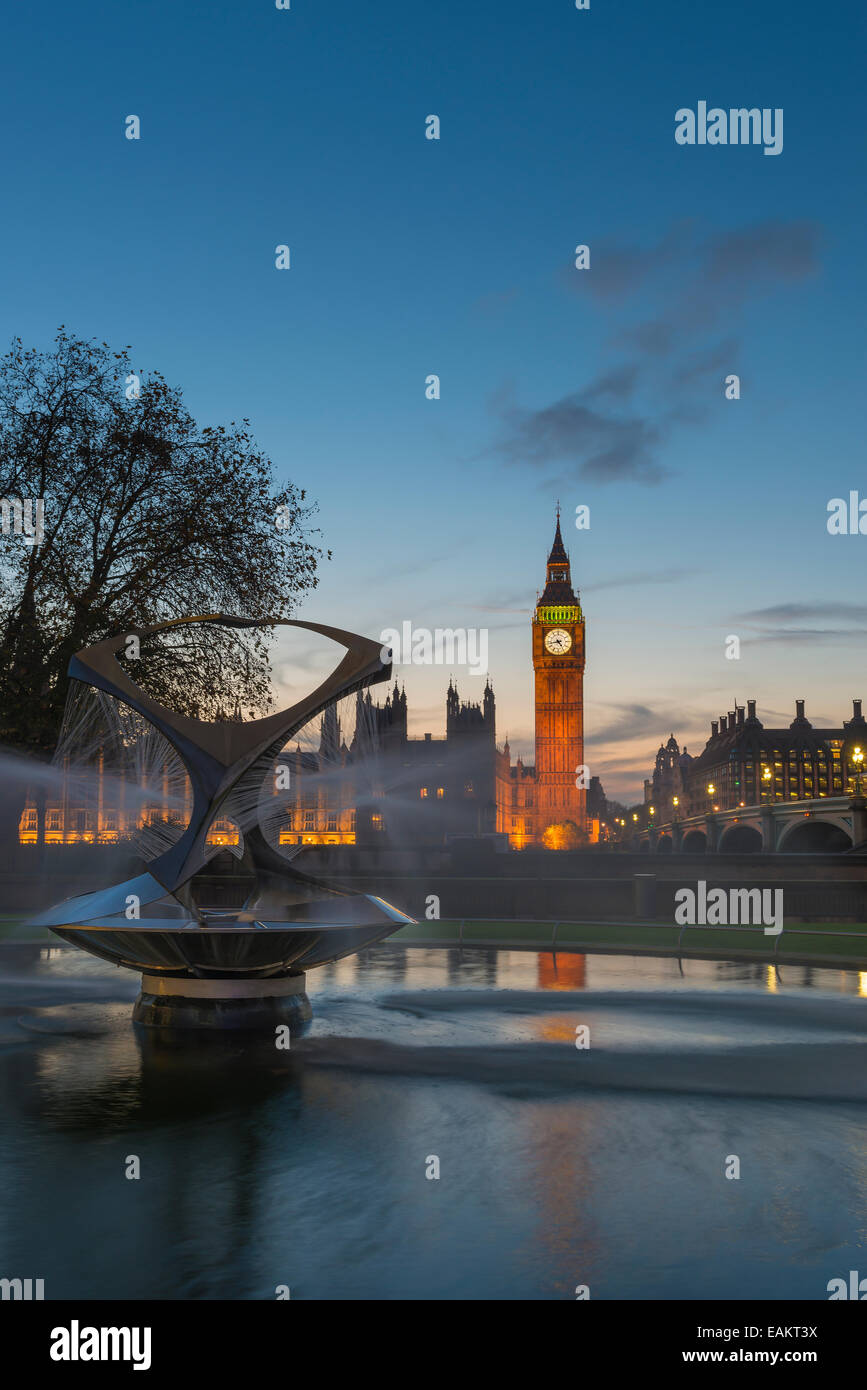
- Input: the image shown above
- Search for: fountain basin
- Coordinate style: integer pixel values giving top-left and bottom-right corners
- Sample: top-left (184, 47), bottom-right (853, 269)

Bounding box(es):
top-left (132, 972), bottom-right (313, 1030)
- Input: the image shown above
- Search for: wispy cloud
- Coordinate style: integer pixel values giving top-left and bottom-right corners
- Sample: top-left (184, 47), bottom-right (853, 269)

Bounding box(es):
top-left (585, 700), bottom-right (691, 746)
top-left (704, 221), bottom-right (821, 287)
top-left (585, 566), bottom-right (700, 593)
top-left (486, 383), bottom-right (668, 486)
top-left (736, 602), bottom-right (867, 623)
top-left (731, 601), bottom-right (867, 647)
top-left (485, 217), bottom-right (822, 492)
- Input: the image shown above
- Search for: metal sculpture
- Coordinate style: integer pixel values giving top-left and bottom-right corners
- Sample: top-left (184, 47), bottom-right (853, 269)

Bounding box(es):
top-left (31, 615), bottom-right (413, 1028)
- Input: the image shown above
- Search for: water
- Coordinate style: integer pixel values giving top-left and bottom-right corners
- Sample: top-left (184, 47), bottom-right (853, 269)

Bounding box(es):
top-left (1, 940), bottom-right (866, 1300)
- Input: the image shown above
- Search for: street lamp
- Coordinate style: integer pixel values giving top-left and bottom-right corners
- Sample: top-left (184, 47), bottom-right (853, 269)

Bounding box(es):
top-left (853, 746), bottom-right (864, 797)
top-left (761, 766), bottom-right (772, 803)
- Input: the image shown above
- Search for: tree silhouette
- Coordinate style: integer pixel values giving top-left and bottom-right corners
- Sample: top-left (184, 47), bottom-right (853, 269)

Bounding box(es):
top-left (0, 329), bottom-right (325, 843)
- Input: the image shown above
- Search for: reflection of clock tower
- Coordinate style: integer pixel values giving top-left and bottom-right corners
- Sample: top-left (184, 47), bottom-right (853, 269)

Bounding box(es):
top-left (532, 511), bottom-right (586, 840)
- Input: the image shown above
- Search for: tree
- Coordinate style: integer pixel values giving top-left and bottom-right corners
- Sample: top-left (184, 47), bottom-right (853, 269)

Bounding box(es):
top-left (0, 329), bottom-right (325, 843)
top-left (541, 820), bottom-right (586, 851)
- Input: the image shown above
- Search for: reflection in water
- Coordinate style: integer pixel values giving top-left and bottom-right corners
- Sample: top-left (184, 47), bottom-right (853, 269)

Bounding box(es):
top-left (538, 953), bottom-right (586, 990)
top-left (1, 940), bottom-right (866, 1299)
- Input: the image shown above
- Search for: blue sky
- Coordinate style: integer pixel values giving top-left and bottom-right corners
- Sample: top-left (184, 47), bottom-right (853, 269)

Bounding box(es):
top-left (2, 0), bottom-right (865, 800)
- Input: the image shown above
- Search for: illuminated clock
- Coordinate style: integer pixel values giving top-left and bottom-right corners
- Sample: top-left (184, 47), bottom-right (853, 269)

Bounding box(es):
top-left (544, 628), bottom-right (572, 655)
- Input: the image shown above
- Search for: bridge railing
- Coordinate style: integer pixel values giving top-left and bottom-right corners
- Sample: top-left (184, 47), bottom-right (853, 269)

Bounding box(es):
top-left (394, 916), bottom-right (867, 962)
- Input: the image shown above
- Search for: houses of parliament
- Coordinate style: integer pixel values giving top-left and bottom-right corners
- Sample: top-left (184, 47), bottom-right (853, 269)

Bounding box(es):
top-left (19, 517), bottom-right (599, 851)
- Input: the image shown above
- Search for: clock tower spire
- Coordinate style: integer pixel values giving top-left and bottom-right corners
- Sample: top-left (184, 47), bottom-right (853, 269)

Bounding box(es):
top-left (542, 505), bottom-right (576, 600)
top-left (532, 511), bottom-right (586, 843)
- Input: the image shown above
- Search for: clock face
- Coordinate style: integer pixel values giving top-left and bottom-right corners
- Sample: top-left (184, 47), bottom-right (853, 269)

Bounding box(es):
top-left (544, 627), bottom-right (572, 655)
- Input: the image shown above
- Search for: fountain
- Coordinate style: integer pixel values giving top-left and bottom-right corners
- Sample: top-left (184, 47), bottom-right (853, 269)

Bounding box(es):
top-left (29, 615), bottom-right (413, 1030)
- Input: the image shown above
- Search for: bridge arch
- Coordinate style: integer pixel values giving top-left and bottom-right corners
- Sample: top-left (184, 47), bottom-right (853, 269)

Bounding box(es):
top-left (777, 818), bottom-right (852, 853)
top-left (718, 823), bottom-right (763, 854)
top-left (681, 829), bottom-right (707, 854)
top-left (655, 833), bottom-right (673, 854)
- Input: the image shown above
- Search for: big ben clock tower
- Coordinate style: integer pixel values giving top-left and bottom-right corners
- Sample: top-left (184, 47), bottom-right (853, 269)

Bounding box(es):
top-left (532, 510), bottom-right (586, 841)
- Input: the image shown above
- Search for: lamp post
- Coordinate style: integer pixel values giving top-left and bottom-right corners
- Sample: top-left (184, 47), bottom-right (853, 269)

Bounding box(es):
top-left (671, 795), bottom-right (681, 851)
top-left (706, 782), bottom-right (715, 813)
top-left (761, 766), bottom-right (772, 804)
top-left (853, 746), bottom-right (864, 797)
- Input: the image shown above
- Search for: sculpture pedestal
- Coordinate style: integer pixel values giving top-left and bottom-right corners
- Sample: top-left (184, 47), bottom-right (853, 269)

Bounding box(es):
top-left (133, 973), bottom-right (312, 1031)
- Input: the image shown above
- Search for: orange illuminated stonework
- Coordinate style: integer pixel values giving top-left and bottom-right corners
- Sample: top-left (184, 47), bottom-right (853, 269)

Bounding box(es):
top-left (17, 803), bottom-right (249, 849)
top-left (496, 514), bottom-right (592, 848)
top-left (533, 515), bottom-right (586, 842)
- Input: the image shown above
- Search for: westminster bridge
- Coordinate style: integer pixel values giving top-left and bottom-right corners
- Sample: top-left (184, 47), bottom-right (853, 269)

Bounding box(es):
top-left (636, 795), bottom-right (867, 854)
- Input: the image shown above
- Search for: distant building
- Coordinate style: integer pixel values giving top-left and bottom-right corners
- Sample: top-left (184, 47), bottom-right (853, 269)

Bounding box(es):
top-left (644, 734), bottom-right (693, 820)
top-left (349, 677), bottom-right (499, 847)
top-left (644, 699), bottom-right (867, 818)
top-left (18, 679), bottom-right (500, 851)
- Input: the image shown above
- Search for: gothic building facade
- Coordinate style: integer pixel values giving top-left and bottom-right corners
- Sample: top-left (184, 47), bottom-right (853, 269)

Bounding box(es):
top-left (644, 734), bottom-right (693, 819)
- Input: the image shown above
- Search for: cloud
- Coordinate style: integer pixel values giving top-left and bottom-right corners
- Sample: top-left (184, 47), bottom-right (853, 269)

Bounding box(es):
top-left (741, 628), bottom-right (867, 648)
top-left (488, 389), bottom-right (668, 486)
top-left (669, 336), bottom-right (739, 387)
top-left (736, 601), bottom-right (867, 624)
top-left (579, 362), bottom-right (641, 402)
top-left (566, 243), bottom-right (650, 302)
top-left (585, 566), bottom-right (700, 593)
top-left (586, 701), bottom-right (682, 745)
top-left (574, 218), bottom-right (821, 324)
top-left (614, 320), bottom-right (677, 356)
top-left (472, 595), bottom-right (531, 614)
top-left (563, 222), bottom-right (693, 302)
top-left (704, 221), bottom-right (822, 286)
top-left (487, 217), bottom-right (822, 492)
top-left (731, 601), bottom-right (867, 647)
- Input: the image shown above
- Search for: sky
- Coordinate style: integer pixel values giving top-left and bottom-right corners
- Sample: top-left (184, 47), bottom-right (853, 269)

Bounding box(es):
top-left (1, 0), bottom-right (865, 802)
